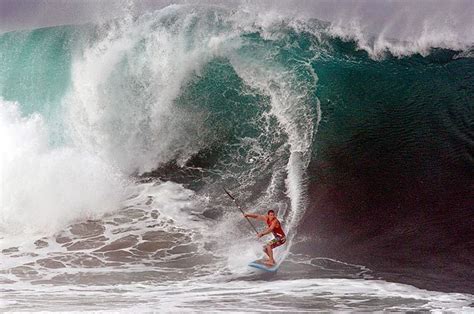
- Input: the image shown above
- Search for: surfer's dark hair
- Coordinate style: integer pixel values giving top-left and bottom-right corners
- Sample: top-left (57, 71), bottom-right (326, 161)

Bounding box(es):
top-left (267, 209), bottom-right (275, 215)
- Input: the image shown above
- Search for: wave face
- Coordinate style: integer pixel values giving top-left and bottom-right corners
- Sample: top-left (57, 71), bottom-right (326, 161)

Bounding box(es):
top-left (0, 4), bottom-right (473, 311)
top-left (298, 41), bottom-right (474, 293)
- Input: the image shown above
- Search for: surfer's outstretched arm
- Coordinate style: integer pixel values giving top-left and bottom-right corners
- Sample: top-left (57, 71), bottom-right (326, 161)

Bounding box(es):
top-left (244, 213), bottom-right (266, 221)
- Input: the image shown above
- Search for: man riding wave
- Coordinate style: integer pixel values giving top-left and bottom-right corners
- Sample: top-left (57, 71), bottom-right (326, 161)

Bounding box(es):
top-left (244, 210), bottom-right (286, 266)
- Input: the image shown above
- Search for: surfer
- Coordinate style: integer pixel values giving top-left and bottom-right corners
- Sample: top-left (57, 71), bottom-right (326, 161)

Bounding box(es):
top-left (244, 210), bottom-right (286, 266)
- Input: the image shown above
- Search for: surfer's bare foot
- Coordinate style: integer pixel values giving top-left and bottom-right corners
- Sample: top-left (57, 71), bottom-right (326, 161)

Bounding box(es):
top-left (263, 260), bottom-right (275, 266)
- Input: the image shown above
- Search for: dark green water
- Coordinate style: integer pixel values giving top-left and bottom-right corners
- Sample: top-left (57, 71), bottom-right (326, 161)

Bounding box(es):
top-left (302, 41), bottom-right (474, 293)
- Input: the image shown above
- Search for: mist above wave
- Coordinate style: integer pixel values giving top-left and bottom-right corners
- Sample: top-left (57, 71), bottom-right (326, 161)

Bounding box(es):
top-left (2, 1), bottom-right (473, 58)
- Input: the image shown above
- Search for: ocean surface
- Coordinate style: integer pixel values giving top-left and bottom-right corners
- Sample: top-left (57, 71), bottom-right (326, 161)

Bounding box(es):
top-left (1, 4), bottom-right (473, 311)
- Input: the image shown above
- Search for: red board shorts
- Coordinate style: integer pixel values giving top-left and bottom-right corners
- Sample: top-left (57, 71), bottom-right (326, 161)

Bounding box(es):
top-left (266, 236), bottom-right (286, 249)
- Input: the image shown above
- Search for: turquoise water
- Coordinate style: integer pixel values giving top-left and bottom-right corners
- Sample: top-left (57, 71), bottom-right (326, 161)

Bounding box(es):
top-left (0, 26), bottom-right (77, 145)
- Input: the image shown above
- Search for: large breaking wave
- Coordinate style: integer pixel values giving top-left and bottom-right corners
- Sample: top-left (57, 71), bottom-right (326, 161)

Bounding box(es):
top-left (0, 3), bottom-right (473, 310)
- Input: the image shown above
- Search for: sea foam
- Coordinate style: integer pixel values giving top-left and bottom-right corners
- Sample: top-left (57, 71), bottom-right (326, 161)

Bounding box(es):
top-left (0, 100), bottom-right (127, 239)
